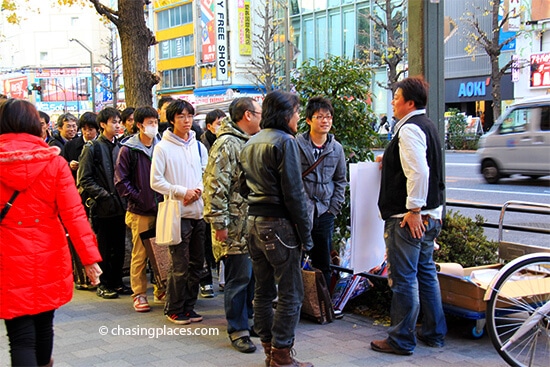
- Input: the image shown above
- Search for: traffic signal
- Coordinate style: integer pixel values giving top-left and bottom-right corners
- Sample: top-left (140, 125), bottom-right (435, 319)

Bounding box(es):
top-left (36, 86), bottom-right (42, 95)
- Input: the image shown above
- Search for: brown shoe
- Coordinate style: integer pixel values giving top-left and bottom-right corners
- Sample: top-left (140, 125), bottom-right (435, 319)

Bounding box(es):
top-left (370, 339), bottom-right (413, 356)
top-left (262, 341), bottom-right (271, 367)
top-left (270, 346), bottom-right (313, 367)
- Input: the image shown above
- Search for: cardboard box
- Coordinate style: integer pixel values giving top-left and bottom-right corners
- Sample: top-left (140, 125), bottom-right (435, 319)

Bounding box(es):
top-left (437, 264), bottom-right (502, 312)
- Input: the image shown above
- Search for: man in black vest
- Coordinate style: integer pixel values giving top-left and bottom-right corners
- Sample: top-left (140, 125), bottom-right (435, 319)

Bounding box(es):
top-left (371, 76), bottom-right (447, 356)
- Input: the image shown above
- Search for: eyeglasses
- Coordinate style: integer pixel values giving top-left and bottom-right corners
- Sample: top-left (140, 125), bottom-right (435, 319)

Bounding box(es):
top-left (176, 114), bottom-right (194, 120)
top-left (248, 110), bottom-right (261, 116)
top-left (312, 115), bottom-right (332, 121)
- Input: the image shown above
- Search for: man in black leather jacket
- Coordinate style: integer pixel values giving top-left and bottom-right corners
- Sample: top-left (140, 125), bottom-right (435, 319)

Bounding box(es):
top-left (239, 90), bottom-right (314, 367)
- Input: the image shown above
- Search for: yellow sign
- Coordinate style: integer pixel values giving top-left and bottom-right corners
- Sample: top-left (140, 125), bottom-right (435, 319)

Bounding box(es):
top-left (238, 0), bottom-right (252, 56)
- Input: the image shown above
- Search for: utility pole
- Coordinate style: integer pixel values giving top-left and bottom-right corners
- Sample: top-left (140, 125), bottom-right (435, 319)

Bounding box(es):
top-left (70, 38), bottom-right (96, 113)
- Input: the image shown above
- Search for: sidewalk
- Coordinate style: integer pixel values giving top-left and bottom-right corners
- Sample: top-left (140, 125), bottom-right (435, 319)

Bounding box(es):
top-left (1, 279), bottom-right (507, 367)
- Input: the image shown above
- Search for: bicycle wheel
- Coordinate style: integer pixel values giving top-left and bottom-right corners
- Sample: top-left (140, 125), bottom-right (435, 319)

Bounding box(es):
top-left (486, 254), bottom-right (550, 367)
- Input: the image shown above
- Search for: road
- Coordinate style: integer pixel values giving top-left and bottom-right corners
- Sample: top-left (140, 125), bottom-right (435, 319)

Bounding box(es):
top-left (444, 151), bottom-right (550, 248)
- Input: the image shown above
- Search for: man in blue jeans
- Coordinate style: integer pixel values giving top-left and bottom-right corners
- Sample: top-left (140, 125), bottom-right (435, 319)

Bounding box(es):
top-left (240, 91), bottom-right (314, 367)
top-left (203, 97), bottom-right (262, 353)
top-left (372, 76), bottom-right (447, 356)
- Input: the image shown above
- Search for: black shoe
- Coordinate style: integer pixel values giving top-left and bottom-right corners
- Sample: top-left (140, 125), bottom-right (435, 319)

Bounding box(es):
top-left (96, 285), bottom-right (119, 299)
top-left (200, 284), bottom-right (215, 298)
top-left (114, 285), bottom-right (133, 295)
top-left (417, 332), bottom-right (444, 348)
top-left (231, 336), bottom-right (257, 353)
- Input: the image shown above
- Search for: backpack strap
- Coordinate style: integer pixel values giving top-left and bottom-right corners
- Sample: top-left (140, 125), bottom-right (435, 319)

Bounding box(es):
top-left (302, 154), bottom-right (327, 179)
top-left (0, 190), bottom-right (20, 224)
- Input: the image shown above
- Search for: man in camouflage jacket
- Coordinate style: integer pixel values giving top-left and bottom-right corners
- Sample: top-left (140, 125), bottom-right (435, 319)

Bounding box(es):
top-left (203, 97), bottom-right (262, 353)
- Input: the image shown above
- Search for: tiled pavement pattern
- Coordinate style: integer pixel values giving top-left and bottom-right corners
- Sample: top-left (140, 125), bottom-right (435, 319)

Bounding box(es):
top-left (0, 279), bottom-right (507, 367)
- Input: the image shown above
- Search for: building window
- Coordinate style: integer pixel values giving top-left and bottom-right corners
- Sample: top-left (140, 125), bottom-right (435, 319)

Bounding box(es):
top-left (161, 67), bottom-right (195, 89)
top-left (157, 3), bottom-right (193, 30)
top-left (71, 17), bottom-right (79, 26)
top-left (158, 35), bottom-right (194, 60)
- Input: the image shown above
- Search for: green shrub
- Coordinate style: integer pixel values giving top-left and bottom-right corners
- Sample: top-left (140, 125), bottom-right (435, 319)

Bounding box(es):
top-left (434, 210), bottom-right (499, 267)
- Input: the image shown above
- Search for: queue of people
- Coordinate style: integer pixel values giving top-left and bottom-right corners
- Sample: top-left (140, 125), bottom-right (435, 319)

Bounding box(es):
top-left (1, 77), bottom-right (447, 366)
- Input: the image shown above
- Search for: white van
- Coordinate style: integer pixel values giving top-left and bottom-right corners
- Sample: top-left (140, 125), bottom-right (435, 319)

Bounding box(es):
top-left (477, 96), bottom-right (550, 184)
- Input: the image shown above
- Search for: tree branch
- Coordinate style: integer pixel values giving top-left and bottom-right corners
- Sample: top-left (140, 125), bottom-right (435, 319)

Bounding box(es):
top-left (88, 0), bottom-right (120, 27)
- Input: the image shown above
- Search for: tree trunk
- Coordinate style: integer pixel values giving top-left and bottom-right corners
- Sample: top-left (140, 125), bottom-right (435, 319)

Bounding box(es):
top-left (116, 0), bottom-right (156, 107)
top-left (490, 0), bottom-right (502, 120)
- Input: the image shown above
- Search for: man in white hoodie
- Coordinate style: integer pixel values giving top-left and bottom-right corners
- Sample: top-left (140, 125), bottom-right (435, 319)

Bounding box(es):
top-left (151, 99), bottom-right (208, 325)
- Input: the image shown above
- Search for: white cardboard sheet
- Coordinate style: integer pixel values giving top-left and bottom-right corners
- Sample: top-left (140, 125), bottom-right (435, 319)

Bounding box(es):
top-left (350, 162), bottom-right (386, 273)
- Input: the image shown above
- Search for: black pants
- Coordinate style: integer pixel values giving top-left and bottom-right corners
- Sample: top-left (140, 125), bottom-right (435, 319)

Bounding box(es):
top-left (4, 310), bottom-right (55, 366)
top-left (92, 215), bottom-right (126, 289)
top-left (200, 222), bottom-right (214, 286)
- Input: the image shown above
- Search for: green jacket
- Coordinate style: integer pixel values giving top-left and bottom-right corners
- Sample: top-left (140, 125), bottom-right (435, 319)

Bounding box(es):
top-left (203, 117), bottom-right (250, 261)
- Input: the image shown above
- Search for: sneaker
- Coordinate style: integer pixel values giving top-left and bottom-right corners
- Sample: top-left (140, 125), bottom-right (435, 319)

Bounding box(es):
top-left (133, 294), bottom-right (151, 312)
top-left (96, 285), bottom-right (119, 299)
top-left (154, 292), bottom-right (166, 304)
top-left (231, 336), bottom-right (257, 353)
top-left (166, 313), bottom-right (191, 325)
top-left (200, 284), bottom-right (215, 298)
top-left (184, 310), bottom-right (203, 322)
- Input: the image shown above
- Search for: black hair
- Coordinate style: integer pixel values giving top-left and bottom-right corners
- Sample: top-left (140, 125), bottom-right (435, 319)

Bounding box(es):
top-left (230, 97), bottom-right (257, 123)
top-left (205, 109), bottom-right (226, 126)
top-left (79, 112), bottom-right (99, 130)
top-left (121, 107), bottom-right (135, 123)
top-left (158, 96), bottom-right (175, 111)
top-left (260, 90), bottom-right (299, 134)
top-left (166, 99), bottom-right (194, 124)
top-left (96, 107), bottom-right (121, 131)
top-left (38, 111), bottom-right (50, 124)
top-left (134, 106), bottom-right (159, 124)
top-left (0, 98), bottom-right (42, 137)
top-left (394, 76), bottom-right (429, 109)
top-left (305, 97), bottom-right (334, 121)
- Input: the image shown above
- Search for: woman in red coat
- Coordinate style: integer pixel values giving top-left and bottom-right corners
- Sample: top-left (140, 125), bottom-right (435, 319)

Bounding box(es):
top-left (0, 99), bottom-right (102, 367)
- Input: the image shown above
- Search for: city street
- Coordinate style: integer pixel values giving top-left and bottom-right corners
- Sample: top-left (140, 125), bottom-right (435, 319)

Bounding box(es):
top-left (444, 151), bottom-right (550, 248)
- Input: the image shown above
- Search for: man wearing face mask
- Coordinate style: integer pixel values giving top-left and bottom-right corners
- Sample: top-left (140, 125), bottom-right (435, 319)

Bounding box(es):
top-left (115, 106), bottom-right (165, 312)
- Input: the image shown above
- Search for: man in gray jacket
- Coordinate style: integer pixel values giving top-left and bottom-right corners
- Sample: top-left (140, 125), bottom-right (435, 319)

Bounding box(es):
top-left (297, 97), bottom-right (347, 288)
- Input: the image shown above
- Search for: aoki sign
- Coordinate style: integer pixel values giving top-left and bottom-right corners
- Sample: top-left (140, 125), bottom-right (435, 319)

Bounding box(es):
top-left (458, 80), bottom-right (487, 98)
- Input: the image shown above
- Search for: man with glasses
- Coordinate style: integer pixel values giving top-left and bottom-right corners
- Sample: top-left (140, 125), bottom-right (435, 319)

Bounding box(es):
top-left (203, 97), bottom-right (261, 353)
top-left (48, 112), bottom-right (78, 149)
top-left (297, 97), bottom-right (347, 291)
top-left (151, 99), bottom-right (208, 325)
top-left (78, 107), bottom-right (130, 299)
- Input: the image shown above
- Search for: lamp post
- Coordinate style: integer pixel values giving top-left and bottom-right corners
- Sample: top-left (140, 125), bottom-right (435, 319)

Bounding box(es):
top-left (69, 38), bottom-right (96, 113)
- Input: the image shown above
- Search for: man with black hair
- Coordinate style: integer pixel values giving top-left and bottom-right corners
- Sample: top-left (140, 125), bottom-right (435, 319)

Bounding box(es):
top-left (157, 96), bottom-right (175, 135)
top-left (77, 107), bottom-right (130, 299)
top-left (151, 99), bottom-right (208, 325)
top-left (371, 76), bottom-right (446, 356)
top-left (62, 112), bottom-right (99, 181)
top-left (115, 106), bottom-right (164, 312)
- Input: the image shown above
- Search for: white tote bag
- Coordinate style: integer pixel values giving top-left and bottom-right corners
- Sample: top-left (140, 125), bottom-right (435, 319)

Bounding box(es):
top-left (156, 190), bottom-right (181, 246)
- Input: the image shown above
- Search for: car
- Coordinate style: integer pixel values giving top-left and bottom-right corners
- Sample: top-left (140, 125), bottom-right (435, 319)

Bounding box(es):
top-left (477, 96), bottom-right (550, 184)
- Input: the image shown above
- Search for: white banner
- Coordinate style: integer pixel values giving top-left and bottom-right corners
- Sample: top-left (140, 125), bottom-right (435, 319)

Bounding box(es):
top-left (350, 162), bottom-right (386, 274)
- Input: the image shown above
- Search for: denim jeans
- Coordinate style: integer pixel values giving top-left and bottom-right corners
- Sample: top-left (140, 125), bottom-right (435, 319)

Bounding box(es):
top-left (164, 218), bottom-right (205, 315)
top-left (247, 216), bottom-right (303, 348)
top-left (385, 216), bottom-right (447, 352)
top-left (5, 310), bottom-right (55, 366)
top-left (309, 211), bottom-right (335, 287)
top-left (223, 253), bottom-right (255, 340)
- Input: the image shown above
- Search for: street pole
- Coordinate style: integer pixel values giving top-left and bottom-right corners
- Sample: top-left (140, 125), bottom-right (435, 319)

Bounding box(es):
top-left (284, 3), bottom-right (290, 92)
top-left (69, 38), bottom-right (96, 113)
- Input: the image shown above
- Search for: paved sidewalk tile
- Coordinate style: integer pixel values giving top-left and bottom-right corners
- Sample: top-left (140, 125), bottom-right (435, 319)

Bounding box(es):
top-left (0, 281), bottom-right (508, 366)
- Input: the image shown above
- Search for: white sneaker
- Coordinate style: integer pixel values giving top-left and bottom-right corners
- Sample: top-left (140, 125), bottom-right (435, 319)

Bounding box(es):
top-left (133, 294), bottom-right (150, 312)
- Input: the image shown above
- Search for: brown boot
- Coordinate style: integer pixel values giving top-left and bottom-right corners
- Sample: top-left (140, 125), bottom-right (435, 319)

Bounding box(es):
top-left (261, 341), bottom-right (272, 367)
top-left (269, 346), bottom-right (313, 367)
top-left (39, 358), bottom-right (53, 367)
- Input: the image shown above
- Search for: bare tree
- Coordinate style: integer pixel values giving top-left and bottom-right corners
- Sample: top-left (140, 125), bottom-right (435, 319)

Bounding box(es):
top-left (247, 0), bottom-right (285, 93)
top-left (359, 0), bottom-right (407, 93)
top-left (98, 26), bottom-right (123, 108)
top-left (461, 0), bottom-right (523, 119)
